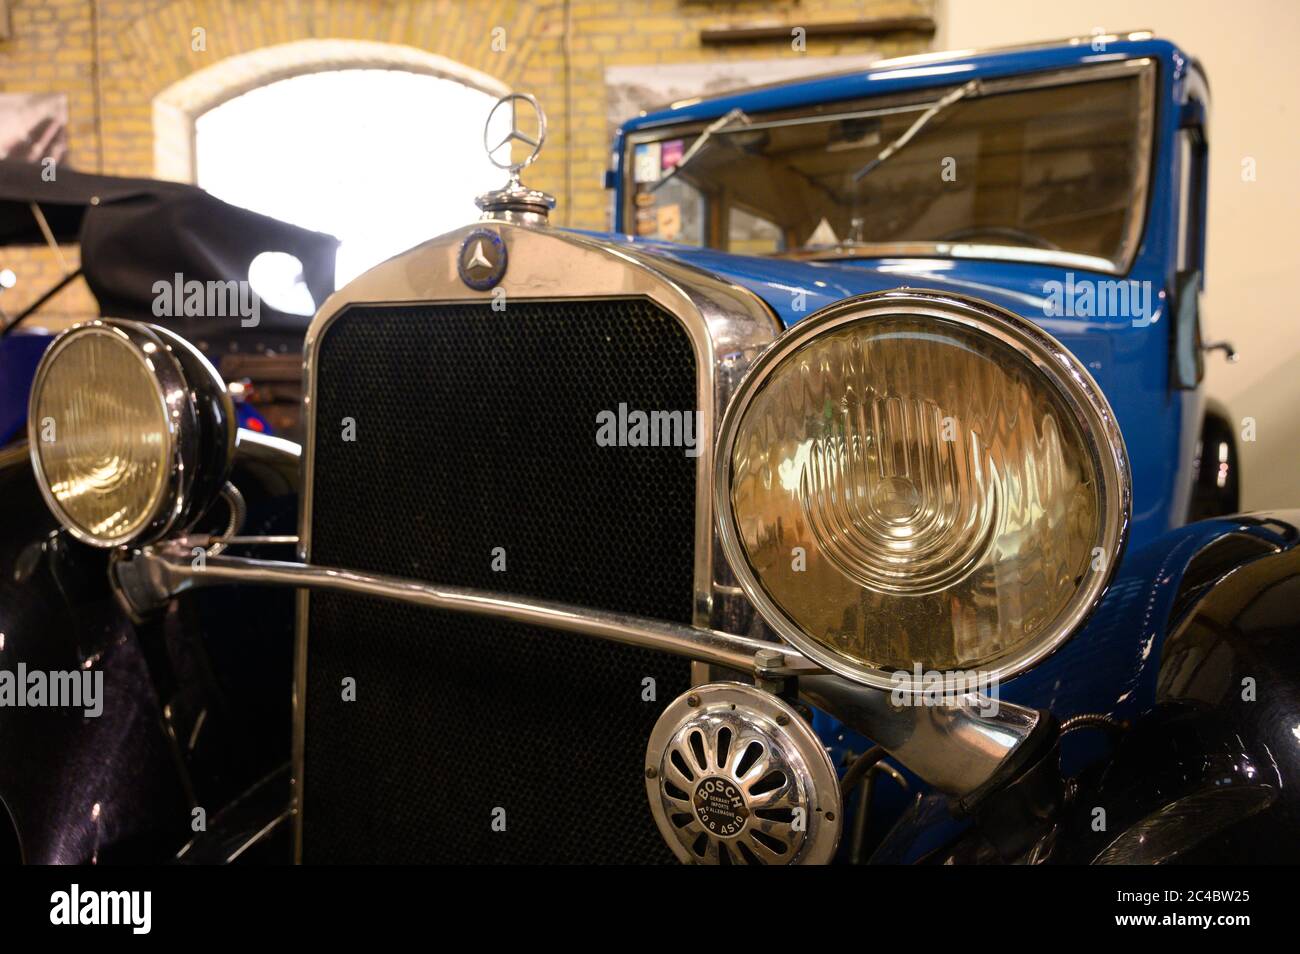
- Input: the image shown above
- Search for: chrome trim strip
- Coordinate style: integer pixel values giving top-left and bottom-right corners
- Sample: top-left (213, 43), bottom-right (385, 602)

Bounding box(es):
top-left (293, 221), bottom-right (781, 861)
top-left (113, 541), bottom-right (1039, 799)
top-left (780, 243), bottom-right (1119, 274)
top-left (622, 58), bottom-right (1157, 276)
top-left (713, 289), bottom-right (1132, 691)
top-left (235, 427), bottom-right (302, 460)
top-left (206, 534), bottom-right (300, 547)
top-left (122, 545), bottom-right (821, 676)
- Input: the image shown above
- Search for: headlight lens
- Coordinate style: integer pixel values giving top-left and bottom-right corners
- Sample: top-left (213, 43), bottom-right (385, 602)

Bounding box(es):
top-left (717, 291), bottom-right (1129, 687)
top-left (28, 321), bottom-right (235, 547)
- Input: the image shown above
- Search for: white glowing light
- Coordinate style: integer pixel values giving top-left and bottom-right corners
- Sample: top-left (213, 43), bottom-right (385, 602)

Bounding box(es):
top-left (196, 70), bottom-right (504, 288)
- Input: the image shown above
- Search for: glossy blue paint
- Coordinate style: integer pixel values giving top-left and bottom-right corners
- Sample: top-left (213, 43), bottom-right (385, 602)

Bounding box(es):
top-left (569, 234), bottom-right (1188, 553)
top-left (613, 37), bottom-right (1200, 242)
top-left (0, 331), bottom-right (52, 446)
top-left (598, 37), bottom-right (1226, 839)
top-left (602, 36), bottom-right (1211, 553)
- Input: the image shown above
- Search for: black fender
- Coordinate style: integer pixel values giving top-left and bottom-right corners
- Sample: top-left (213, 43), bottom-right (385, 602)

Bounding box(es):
top-left (1071, 532), bottom-right (1300, 863)
top-left (0, 442), bottom-right (186, 863)
top-left (0, 432), bottom-right (299, 863)
top-left (867, 513), bottom-right (1300, 864)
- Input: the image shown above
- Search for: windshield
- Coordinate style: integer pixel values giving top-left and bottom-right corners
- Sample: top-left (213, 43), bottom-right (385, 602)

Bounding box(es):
top-left (623, 61), bottom-right (1155, 272)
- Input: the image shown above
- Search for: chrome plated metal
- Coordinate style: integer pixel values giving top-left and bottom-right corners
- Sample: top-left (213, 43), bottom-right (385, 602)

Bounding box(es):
top-left (1059, 712), bottom-right (1123, 735)
top-left (294, 220), bottom-right (781, 861)
top-left (645, 682), bottom-right (841, 864)
top-left (476, 185), bottom-right (556, 225)
top-left (1202, 340), bottom-right (1238, 363)
top-left (624, 59), bottom-right (1155, 275)
top-left (203, 482), bottom-right (246, 558)
top-left (799, 675), bottom-right (1041, 797)
top-left (714, 289), bottom-right (1132, 691)
top-left (235, 427), bottom-right (301, 461)
top-left (477, 93), bottom-right (556, 223)
top-left (0, 439), bottom-right (28, 468)
top-left (113, 542), bottom-right (819, 676)
top-left (111, 539), bottom-right (1048, 800)
top-left (26, 319), bottom-right (235, 548)
top-left (483, 92), bottom-right (547, 174)
top-left (205, 535), bottom-right (300, 547)
top-left (781, 242), bottom-right (1119, 274)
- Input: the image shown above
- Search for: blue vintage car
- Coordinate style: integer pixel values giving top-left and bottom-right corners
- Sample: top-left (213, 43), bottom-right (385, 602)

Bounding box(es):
top-left (1, 33), bottom-right (1296, 866)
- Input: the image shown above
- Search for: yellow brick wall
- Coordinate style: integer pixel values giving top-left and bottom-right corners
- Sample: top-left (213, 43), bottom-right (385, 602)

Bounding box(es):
top-left (1, 0), bottom-right (934, 323)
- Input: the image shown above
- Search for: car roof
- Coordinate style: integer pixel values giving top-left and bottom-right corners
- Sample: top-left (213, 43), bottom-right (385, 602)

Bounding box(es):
top-left (621, 32), bottom-right (1190, 134)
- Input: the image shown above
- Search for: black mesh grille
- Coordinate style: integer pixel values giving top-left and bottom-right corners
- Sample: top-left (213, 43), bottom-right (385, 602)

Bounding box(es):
top-left (304, 298), bottom-right (697, 863)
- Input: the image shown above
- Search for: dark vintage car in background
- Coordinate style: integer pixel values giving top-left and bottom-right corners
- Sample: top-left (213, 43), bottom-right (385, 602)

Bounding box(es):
top-left (1, 33), bottom-right (1297, 865)
top-left (0, 160), bottom-right (338, 444)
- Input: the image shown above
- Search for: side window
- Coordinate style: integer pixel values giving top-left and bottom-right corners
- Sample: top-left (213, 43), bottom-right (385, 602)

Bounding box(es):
top-left (1176, 118), bottom-right (1208, 275)
top-left (1172, 105), bottom-right (1209, 389)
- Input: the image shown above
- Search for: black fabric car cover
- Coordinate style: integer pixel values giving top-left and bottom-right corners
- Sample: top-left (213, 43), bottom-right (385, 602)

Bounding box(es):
top-left (0, 159), bottom-right (338, 349)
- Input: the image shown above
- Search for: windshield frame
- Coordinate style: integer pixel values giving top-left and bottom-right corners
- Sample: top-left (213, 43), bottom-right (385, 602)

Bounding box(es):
top-left (620, 58), bottom-right (1157, 276)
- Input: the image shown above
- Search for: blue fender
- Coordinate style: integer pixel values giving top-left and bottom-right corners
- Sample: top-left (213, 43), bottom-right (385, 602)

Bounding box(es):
top-left (862, 512), bottom-right (1300, 863)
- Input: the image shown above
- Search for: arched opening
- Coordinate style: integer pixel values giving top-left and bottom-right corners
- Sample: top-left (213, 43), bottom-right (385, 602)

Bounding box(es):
top-left (153, 40), bottom-right (509, 286)
top-left (195, 69), bottom-right (503, 284)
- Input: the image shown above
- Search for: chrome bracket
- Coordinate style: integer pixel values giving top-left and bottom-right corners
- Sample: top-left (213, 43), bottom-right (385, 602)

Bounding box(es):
top-left (111, 541), bottom-right (1046, 800)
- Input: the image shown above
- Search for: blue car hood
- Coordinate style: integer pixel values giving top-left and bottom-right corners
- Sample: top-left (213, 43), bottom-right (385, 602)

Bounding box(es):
top-left (577, 231), bottom-right (1188, 552)
top-left (584, 233), bottom-right (1156, 399)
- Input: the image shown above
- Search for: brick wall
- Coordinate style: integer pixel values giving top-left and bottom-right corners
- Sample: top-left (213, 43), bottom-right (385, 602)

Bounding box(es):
top-left (1, 0), bottom-right (934, 323)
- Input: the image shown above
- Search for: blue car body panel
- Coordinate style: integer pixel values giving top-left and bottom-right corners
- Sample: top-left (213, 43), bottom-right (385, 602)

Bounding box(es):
top-left (578, 232), bottom-right (1206, 751)
top-left (598, 36), bottom-right (1221, 790)
top-left (604, 36), bottom-right (1211, 555)
top-left (579, 235), bottom-right (1194, 556)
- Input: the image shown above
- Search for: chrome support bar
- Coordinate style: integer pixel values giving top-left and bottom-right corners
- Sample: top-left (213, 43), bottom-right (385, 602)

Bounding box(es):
top-left (192, 535), bottom-right (301, 547)
top-left (112, 542), bottom-right (822, 677)
top-left (112, 541), bottom-right (1045, 799)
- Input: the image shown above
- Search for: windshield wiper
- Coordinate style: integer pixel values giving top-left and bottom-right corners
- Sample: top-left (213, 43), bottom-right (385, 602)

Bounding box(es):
top-left (852, 79), bottom-right (981, 183)
top-left (650, 107), bottom-right (751, 193)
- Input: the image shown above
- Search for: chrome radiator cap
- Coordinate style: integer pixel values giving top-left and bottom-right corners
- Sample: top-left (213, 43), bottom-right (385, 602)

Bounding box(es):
top-left (645, 682), bottom-right (842, 864)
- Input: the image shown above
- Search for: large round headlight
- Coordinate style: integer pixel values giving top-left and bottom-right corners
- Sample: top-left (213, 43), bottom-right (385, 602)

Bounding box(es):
top-left (28, 320), bottom-right (235, 547)
top-left (716, 291), bottom-right (1130, 688)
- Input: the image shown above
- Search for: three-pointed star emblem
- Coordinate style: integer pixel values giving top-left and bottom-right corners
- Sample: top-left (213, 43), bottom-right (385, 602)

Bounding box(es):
top-left (464, 240), bottom-right (493, 273)
top-left (456, 228), bottom-right (508, 290)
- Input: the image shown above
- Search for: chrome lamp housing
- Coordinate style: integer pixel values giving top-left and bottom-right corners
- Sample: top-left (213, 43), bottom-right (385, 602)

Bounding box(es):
top-left (27, 318), bottom-right (235, 548)
top-left (715, 289), bottom-right (1132, 691)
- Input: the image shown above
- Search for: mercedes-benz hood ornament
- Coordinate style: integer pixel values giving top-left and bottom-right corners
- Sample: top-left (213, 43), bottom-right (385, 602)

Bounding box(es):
top-left (476, 93), bottom-right (556, 225)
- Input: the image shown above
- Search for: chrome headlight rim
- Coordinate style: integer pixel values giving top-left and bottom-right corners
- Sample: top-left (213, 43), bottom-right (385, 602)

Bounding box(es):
top-left (714, 288), bottom-right (1132, 691)
top-left (27, 319), bottom-right (233, 548)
